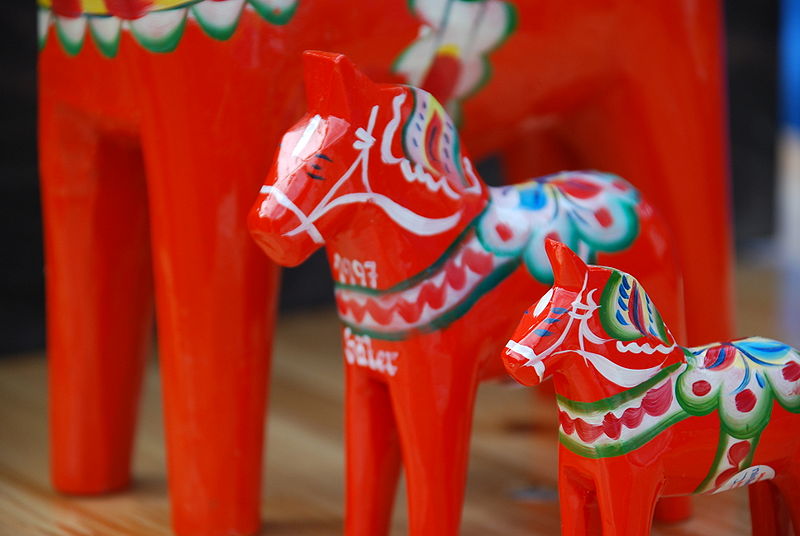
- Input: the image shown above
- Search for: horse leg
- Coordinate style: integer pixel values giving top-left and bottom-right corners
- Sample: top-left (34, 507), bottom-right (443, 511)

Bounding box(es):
top-left (749, 481), bottom-right (790, 536)
top-left (344, 366), bottom-right (402, 536)
top-left (594, 466), bottom-right (660, 536)
top-left (563, 2), bottom-right (733, 347)
top-left (558, 462), bottom-right (597, 536)
top-left (39, 94), bottom-right (153, 493)
top-left (773, 467), bottom-right (800, 535)
top-left (390, 362), bottom-right (479, 535)
top-left (653, 496), bottom-right (693, 524)
top-left (136, 50), bottom-right (280, 535)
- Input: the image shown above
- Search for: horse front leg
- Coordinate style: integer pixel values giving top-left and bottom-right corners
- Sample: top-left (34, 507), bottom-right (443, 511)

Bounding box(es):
top-left (389, 352), bottom-right (480, 536)
top-left (593, 461), bottom-right (661, 536)
top-left (344, 365), bottom-right (402, 536)
top-left (134, 44), bottom-right (281, 536)
top-left (39, 54), bottom-right (154, 494)
top-left (558, 460), bottom-right (600, 536)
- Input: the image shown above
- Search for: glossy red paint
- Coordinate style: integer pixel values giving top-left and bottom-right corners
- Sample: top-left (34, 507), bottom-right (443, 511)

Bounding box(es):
top-left (248, 52), bottom-right (687, 535)
top-left (503, 241), bottom-right (800, 535)
top-left (39, 2), bottom-right (731, 534)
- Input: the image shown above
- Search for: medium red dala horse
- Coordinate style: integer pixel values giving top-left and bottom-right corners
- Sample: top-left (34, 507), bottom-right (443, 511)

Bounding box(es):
top-left (504, 241), bottom-right (800, 535)
top-left (248, 51), bottom-right (687, 535)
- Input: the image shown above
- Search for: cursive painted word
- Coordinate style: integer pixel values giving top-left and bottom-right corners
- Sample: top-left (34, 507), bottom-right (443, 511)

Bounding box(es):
top-left (343, 328), bottom-right (399, 376)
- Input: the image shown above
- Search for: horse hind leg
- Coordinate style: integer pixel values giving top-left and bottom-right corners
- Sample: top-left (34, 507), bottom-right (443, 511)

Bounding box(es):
top-left (654, 496), bottom-right (693, 524)
top-left (749, 481), bottom-right (791, 536)
top-left (770, 462), bottom-right (800, 536)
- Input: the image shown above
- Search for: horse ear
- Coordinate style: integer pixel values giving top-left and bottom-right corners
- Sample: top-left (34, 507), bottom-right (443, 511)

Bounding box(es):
top-left (302, 50), bottom-right (373, 118)
top-left (545, 239), bottom-right (587, 291)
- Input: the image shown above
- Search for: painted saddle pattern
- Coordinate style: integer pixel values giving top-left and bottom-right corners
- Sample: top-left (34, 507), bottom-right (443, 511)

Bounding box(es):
top-left (38, 0), bottom-right (516, 116)
top-left (335, 169), bottom-right (641, 340)
top-left (393, 0), bottom-right (516, 115)
top-left (38, 0), bottom-right (300, 55)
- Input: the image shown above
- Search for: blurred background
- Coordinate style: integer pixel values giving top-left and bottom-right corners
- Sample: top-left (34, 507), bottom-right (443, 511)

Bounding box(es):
top-left (0, 0), bottom-right (793, 355)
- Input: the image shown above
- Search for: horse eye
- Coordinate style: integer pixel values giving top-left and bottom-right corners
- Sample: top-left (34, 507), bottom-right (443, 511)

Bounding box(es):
top-left (533, 288), bottom-right (554, 317)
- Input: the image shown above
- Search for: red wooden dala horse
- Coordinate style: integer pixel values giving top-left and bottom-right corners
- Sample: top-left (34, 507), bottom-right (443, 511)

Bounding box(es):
top-left (503, 240), bottom-right (800, 535)
top-left (39, 2), bottom-right (731, 533)
top-left (248, 51), bottom-right (688, 535)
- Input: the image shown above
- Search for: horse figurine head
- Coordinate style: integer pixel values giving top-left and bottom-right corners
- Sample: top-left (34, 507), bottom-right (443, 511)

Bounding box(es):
top-left (503, 239), bottom-right (681, 392)
top-left (249, 51), bottom-right (486, 267)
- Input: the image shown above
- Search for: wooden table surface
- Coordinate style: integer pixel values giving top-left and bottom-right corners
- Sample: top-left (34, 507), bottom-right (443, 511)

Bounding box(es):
top-left (1, 257), bottom-right (797, 535)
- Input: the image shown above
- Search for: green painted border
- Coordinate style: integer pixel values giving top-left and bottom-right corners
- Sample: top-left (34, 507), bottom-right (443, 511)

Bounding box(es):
top-left (460, 2), bottom-right (517, 102)
top-left (391, 0), bottom-right (518, 120)
top-left (474, 211), bottom-right (526, 259)
top-left (335, 205), bottom-right (487, 296)
top-left (249, 0), bottom-right (299, 25)
top-left (694, 432), bottom-right (763, 492)
top-left (576, 200), bottom-right (639, 253)
top-left (765, 371), bottom-right (800, 412)
top-left (39, 0), bottom-right (300, 56)
top-left (88, 17), bottom-right (121, 58)
top-left (400, 86), bottom-right (418, 167)
top-left (192, 2), bottom-right (244, 41)
top-left (556, 363), bottom-right (683, 415)
top-left (341, 258), bottom-right (520, 341)
top-left (599, 270), bottom-right (667, 344)
top-left (693, 429), bottom-right (731, 491)
top-left (38, 8), bottom-right (50, 50)
top-left (559, 409), bottom-right (689, 459)
top-left (54, 17), bottom-right (85, 56)
top-left (676, 366), bottom-right (775, 439)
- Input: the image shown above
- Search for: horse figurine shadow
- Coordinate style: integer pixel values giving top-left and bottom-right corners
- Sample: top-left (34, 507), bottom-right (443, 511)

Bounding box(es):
top-left (249, 51), bottom-right (687, 535)
top-left (503, 239), bottom-right (800, 535)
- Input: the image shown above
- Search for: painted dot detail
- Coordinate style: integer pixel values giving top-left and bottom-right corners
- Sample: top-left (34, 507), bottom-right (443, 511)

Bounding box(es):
top-left (692, 380), bottom-right (711, 397)
top-left (727, 441), bottom-right (751, 467)
top-left (735, 389), bottom-right (757, 413)
top-left (782, 361), bottom-right (800, 382)
top-left (594, 208), bottom-right (613, 228)
top-left (495, 223), bottom-right (513, 242)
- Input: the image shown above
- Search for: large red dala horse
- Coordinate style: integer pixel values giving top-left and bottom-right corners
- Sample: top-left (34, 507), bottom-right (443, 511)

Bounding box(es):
top-left (38, 1), bottom-right (731, 533)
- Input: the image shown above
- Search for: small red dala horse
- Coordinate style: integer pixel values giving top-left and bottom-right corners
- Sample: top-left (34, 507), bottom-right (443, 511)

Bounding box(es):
top-left (249, 51), bottom-right (687, 535)
top-left (504, 240), bottom-right (800, 535)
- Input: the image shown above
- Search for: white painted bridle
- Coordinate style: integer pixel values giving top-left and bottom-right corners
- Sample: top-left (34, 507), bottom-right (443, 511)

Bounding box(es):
top-left (259, 92), bottom-right (481, 245)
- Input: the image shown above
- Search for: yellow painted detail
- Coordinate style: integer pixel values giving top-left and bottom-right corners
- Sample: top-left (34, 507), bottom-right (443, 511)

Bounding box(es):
top-left (37, 0), bottom-right (195, 15)
top-left (437, 43), bottom-right (461, 58)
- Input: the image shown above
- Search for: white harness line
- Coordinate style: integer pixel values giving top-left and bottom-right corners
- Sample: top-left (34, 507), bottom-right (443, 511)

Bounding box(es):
top-left (258, 185), bottom-right (324, 244)
top-left (507, 275), bottom-right (668, 388)
top-left (504, 274), bottom-right (594, 382)
top-left (268, 101), bottom-right (465, 243)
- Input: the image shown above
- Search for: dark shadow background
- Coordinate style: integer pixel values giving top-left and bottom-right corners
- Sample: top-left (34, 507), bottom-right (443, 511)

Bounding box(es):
top-left (0, 1), bottom-right (779, 355)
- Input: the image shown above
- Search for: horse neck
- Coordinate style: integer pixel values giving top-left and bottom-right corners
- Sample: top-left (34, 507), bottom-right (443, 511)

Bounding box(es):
top-left (326, 189), bottom-right (487, 288)
top-left (550, 313), bottom-right (687, 403)
top-left (325, 90), bottom-right (489, 288)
